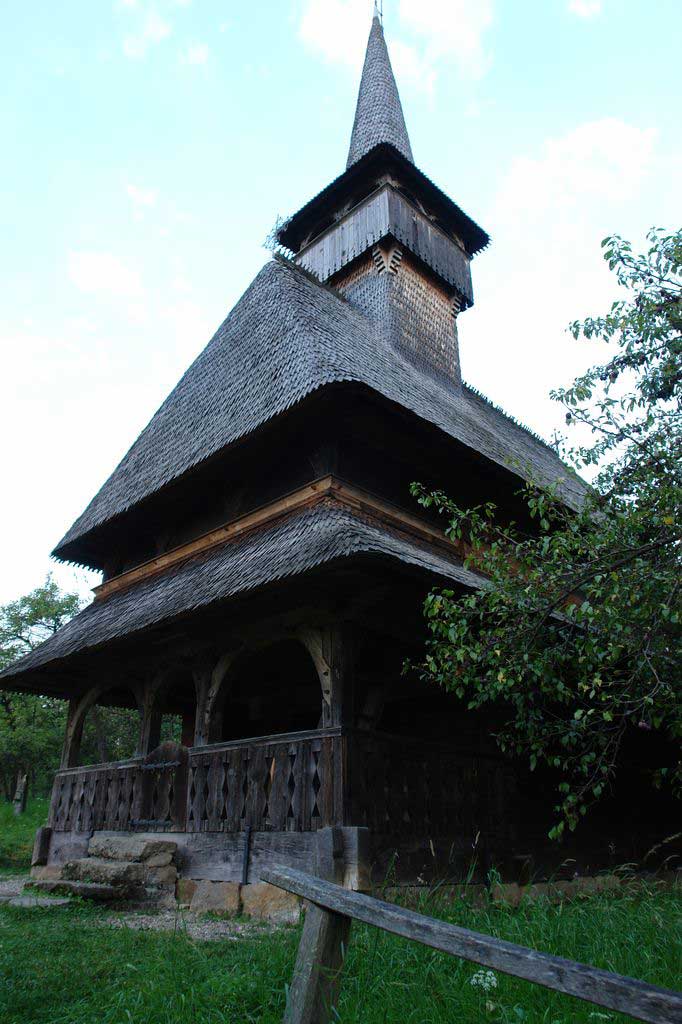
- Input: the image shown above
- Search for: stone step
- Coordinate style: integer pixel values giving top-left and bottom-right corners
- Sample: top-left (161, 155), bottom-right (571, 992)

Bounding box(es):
top-left (32, 879), bottom-right (119, 902)
top-left (63, 857), bottom-right (146, 887)
top-left (6, 895), bottom-right (72, 909)
top-left (87, 835), bottom-right (177, 864)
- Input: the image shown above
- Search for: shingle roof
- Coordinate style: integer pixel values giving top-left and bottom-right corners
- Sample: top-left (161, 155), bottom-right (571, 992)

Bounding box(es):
top-left (277, 143), bottom-right (489, 258)
top-left (347, 15), bottom-right (413, 168)
top-left (4, 500), bottom-right (480, 683)
top-left (54, 256), bottom-right (585, 561)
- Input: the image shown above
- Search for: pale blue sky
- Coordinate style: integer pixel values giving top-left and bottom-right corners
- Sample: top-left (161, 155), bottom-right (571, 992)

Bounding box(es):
top-left (1, 0), bottom-right (679, 602)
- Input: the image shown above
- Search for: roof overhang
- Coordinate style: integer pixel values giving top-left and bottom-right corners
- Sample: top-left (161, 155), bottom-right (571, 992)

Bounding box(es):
top-left (295, 183), bottom-right (474, 308)
top-left (2, 485), bottom-right (486, 694)
top-left (277, 143), bottom-right (489, 258)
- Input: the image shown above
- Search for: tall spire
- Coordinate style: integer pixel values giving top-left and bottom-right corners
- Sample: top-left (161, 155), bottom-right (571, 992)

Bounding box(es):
top-left (346, 12), bottom-right (413, 169)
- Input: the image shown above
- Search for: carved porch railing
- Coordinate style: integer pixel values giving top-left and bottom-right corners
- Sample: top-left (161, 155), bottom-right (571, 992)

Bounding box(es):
top-left (48, 728), bottom-right (345, 834)
top-left (47, 727), bottom-right (511, 840)
top-left (347, 730), bottom-right (513, 842)
top-left (185, 728), bottom-right (343, 833)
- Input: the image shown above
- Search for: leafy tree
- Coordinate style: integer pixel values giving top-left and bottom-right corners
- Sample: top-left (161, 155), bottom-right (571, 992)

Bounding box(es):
top-left (0, 576), bottom-right (81, 807)
top-left (412, 228), bottom-right (681, 837)
top-left (0, 578), bottom-right (153, 808)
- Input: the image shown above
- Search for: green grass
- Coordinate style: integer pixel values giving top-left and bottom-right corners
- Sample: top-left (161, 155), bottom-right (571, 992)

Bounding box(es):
top-left (0, 798), bottom-right (48, 874)
top-left (0, 882), bottom-right (679, 1023)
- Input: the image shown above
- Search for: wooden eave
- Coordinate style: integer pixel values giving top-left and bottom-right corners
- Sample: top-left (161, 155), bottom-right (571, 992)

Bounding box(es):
top-left (277, 144), bottom-right (489, 257)
top-left (93, 475), bottom-right (470, 602)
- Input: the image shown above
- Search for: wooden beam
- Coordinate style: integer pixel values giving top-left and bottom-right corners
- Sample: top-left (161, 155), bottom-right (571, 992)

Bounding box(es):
top-left (94, 477), bottom-right (335, 600)
top-left (94, 476), bottom-right (471, 602)
top-left (264, 867), bottom-right (682, 1024)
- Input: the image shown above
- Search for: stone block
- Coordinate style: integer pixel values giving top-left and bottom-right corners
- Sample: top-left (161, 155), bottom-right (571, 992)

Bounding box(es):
top-left (145, 852), bottom-right (174, 868)
top-left (87, 835), bottom-right (177, 863)
top-left (9, 895), bottom-right (72, 909)
top-left (189, 881), bottom-right (241, 917)
top-left (241, 882), bottom-right (302, 924)
top-left (176, 878), bottom-right (198, 906)
top-left (492, 882), bottom-right (522, 907)
top-left (64, 857), bottom-right (146, 886)
top-left (30, 864), bottom-right (63, 882)
top-left (146, 864), bottom-right (178, 888)
top-left (32, 879), bottom-right (118, 901)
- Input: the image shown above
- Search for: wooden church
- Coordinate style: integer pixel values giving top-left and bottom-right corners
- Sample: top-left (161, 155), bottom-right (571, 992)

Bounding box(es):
top-left (3, 13), bottom-right (648, 895)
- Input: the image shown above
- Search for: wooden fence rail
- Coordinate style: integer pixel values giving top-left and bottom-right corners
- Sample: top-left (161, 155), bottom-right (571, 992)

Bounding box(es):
top-left (263, 828), bottom-right (682, 1024)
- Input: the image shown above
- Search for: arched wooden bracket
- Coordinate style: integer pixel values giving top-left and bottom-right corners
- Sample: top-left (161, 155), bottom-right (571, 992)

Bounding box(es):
top-left (296, 628), bottom-right (332, 712)
top-left (61, 682), bottom-right (145, 769)
top-left (197, 652), bottom-right (237, 746)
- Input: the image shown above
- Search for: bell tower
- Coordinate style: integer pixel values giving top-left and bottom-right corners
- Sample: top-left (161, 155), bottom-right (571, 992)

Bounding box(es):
top-left (277, 12), bottom-right (488, 387)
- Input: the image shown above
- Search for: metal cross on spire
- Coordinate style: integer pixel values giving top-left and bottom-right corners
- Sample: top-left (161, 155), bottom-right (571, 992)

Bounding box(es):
top-left (374, 0), bottom-right (383, 23)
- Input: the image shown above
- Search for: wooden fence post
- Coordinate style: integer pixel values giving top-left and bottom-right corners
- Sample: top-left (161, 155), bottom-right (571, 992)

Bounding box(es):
top-left (283, 827), bottom-right (352, 1024)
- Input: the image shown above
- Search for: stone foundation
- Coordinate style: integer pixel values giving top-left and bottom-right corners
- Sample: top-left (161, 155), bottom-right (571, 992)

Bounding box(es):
top-left (177, 878), bottom-right (302, 924)
top-left (381, 871), bottom-right (680, 910)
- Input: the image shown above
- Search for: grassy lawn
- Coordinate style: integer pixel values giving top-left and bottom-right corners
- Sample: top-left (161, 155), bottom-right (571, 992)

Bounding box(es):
top-left (1, 881), bottom-right (679, 1024)
top-left (0, 797), bottom-right (49, 875)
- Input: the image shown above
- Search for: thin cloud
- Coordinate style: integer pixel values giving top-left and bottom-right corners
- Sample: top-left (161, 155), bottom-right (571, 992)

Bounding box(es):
top-left (68, 251), bottom-right (143, 298)
top-left (298, 0), bottom-right (494, 90)
top-left (461, 118), bottom-right (656, 441)
top-left (126, 184), bottom-right (159, 207)
top-left (122, 10), bottom-right (171, 59)
top-left (398, 0), bottom-right (494, 79)
top-left (568, 0), bottom-right (602, 16)
top-left (180, 42), bottom-right (209, 65)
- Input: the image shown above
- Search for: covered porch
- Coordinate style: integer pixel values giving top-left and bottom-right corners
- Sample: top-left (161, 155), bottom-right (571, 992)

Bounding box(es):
top-left (40, 615), bottom-right (513, 884)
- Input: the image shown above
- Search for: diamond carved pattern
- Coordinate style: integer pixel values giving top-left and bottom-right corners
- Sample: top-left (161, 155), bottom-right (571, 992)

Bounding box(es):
top-left (50, 733), bottom-right (343, 835)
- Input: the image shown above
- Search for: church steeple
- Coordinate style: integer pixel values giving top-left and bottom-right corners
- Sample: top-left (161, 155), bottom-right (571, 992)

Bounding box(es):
top-left (346, 12), bottom-right (414, 168)
top-left (277, 11), bottom-right (489, 387)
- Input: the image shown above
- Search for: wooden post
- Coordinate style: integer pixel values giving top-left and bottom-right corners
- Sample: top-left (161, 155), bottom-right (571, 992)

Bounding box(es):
top-left (31, 826), bottom-right (52, 867)
top-left (144, 709), bottom-right (163, 753)
top-left (60, 696), bottom-right (83, 769)
top-left (323, 624), bottom-right (355, 730)
top-left (284, 827), bottom-right (352, 1024)
top-left (301, 624), bottom-right (354, 828)
top-left (12, 771), bottom-right (28, 816)
top-left (265, 864), bottom-right (682, 1024)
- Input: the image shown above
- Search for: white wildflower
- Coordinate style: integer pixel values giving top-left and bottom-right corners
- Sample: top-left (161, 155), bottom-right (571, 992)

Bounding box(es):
top-left (470, 969), bottom-right (498, 992)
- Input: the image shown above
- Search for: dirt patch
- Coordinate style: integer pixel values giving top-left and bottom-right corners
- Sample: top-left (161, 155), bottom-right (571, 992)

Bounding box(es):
top-left (99, 906), bottom-right (280, 942)
top-left (0, 876), bottom-right (28, 899)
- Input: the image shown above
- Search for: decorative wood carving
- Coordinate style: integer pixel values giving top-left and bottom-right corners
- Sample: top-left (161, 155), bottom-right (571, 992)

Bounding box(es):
top-left (49, 729), bottom-right (345, 835)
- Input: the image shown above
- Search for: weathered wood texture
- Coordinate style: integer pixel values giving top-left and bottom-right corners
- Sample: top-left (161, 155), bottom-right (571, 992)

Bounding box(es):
top-left (295, 185), bottom-right (473, 306)
top-left (93, 475), bottom-right (463, 603)
top-left (265, 866), bottom-right (682, 1024)
top-left (187, 729), bottom-right (343, 833)
top-left (49, 742), bottom-right (188, 833)
top-left (283, 828), bottom-right (357, 1024)
top-left (349, 730), bottom-right (512, 842)
top-left (49, 729), bottom-right (344, 835)
top-left (31, 825), bottom-right (52, 867)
